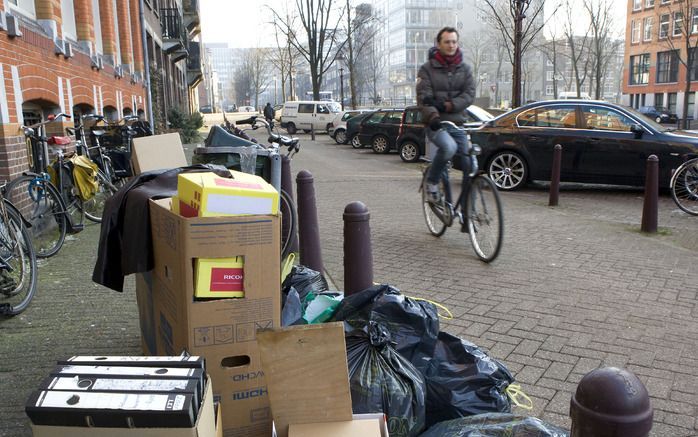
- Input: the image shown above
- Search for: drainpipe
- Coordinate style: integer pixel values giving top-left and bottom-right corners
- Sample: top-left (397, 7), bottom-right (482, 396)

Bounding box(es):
top-left (140, 0), bottom-right (155, 134)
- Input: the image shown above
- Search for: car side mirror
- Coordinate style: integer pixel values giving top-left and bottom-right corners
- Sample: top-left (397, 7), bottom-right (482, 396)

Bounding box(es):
top-left (630, 124), bottom-right (643, 137)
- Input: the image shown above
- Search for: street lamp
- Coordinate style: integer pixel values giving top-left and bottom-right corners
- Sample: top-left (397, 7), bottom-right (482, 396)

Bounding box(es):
top-left (512, 0), bottom-right (531, 108)
top-left (414, 32), bottom-right (420, 82)
top-left (339, 67), bottom-right (345, 110)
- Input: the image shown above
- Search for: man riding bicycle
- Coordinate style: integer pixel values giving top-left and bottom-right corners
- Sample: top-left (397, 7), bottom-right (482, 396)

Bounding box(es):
top-left (417, 27), bottom-right (476, 207)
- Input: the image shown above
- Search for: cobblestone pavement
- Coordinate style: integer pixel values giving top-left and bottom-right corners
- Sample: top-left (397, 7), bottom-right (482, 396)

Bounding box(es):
top-left (0, 134), bottom-right (696, 436)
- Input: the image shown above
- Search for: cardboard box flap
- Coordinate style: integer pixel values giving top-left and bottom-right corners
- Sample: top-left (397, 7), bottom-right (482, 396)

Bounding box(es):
top-left (288, 418), bottom-right (382, 437)
top-left (132, 133), bottom-right (187, 175)
top-left (257, 323), bottom-right (353, 437)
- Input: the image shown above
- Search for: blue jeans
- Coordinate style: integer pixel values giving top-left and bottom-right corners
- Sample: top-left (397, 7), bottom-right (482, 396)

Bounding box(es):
top-left (426, 125), bottom-right (470, 185)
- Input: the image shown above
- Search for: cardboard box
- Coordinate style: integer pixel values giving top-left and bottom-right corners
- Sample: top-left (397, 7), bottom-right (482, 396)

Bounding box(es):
top-left (30, 376), bottom-right (219, 437)
top-left (131, 133), bottom-right (188, 174)
top-left (147, 198), bottom-right (280, 437)
top-left (194, 256), bottom-right (245, 298)
top-left (258, 324), bottom-right (388, 437)
top-left (177, 171), bottom-right (279, 217)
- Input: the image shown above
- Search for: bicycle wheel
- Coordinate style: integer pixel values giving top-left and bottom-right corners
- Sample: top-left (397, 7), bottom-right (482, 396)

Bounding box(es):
top-left (421, 165), bottom-right (450, 237)
top-left (84, 170), bottom-right (117, 223)
top-left (670, 158), bottom-right (698, 215)
top-left (59, 165), bottom-right (85, 229)
top-left (280, 189), bottom-right (297, 259)
top-left (467, 175), bottom-right (504, 262)
top-left (5, 175), bottom-right (67, 258)
top-left (0, 201), bottom-right (38, 316)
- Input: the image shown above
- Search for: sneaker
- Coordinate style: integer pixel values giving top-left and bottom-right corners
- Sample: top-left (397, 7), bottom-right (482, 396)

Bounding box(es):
top-left (425, 182), bottom-right (441, 204)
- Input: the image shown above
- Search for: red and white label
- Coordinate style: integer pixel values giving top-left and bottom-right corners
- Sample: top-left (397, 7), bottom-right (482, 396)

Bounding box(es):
top-left (213, 178), bottom-right (263, 190)
top-left (209, 267), bottom-right (244, 292)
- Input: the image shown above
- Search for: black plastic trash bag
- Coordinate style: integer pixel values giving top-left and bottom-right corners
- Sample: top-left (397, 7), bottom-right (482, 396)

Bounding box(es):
top-left (281, 287), bottom-right (303, 326)
top-left (347, 322), bottom-right (426, 437)
top-left (418, 413), bottom-right (569, 437)
top-left (424, 332), bottom-right (515, 427)
top-left (332, 284), bottom-right (439, 373)
top-left (281, 265), bottom-right (329, 303)
top-left (281, 287), bottom-right (344, 326)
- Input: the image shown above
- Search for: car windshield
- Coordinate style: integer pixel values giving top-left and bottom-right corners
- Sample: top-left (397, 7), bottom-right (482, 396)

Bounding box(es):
top-left (327, 102), bottom-right (341, 113)
top-left (468, 105), bottom-right (495, 121)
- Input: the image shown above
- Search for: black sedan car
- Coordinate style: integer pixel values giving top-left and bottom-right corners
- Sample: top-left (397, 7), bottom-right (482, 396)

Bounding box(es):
top-left (469, 100), bottom-right (698, 190)
top-left (346, 111), bottom-right (377, 148)
top-left (638, 106), bottom-right (678, 124)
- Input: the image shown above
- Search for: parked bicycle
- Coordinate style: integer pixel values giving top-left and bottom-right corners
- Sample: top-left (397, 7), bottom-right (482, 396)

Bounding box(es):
top-left (670, 156), bottom-right (698, 215)
top-left (0, 182), bottom-right (38, 316)
top-left (6, 113), bottom-right (84, 258)
top-left (79, 114), bottom-right (137, 189)
top-left (195, 115), bottom-right (300, 259)
top-left (420, 121), bottom-right (504, 262)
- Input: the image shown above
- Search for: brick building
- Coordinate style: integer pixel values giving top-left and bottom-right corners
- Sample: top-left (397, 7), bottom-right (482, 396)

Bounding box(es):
top-left (623, 0), bottom-right (698, 119)
top-left (0, 0), bottom-right (149, 182)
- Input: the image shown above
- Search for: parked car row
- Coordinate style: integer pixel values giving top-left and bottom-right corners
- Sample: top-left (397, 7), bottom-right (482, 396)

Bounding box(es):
top-left (324, 99), bottom-right (698, 192)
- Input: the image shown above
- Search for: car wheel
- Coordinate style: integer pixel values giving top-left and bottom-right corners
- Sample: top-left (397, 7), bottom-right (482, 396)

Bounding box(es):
top-left (335, 129), bottom-right (347, 144)
top-left (287, 123), bottom-right (297, 134)
top-left (655, 116), bottom-right (662, 123)
top-left (399, 141), bottom-right (420, 163)
top-left (487, 151), bottom-right (528, 191)
top-left (351, 135), bottom-right (363, 149)
top-left (372, 135), bottom-right (390, 154)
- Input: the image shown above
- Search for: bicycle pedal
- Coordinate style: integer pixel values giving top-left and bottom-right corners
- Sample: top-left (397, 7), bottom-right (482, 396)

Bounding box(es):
top-left (67, 223), bottom-right (84, 234)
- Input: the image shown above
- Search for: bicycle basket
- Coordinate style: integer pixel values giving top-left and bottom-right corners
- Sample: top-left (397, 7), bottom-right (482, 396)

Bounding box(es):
top-left (192, 146), bottom-right (271, 181)
top-left (104, 148), bottom-right (133, 178)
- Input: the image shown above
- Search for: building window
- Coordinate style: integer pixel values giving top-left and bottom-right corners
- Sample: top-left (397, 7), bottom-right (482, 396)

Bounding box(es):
top-left (688, 92), bottom-right (696, 118)
top-left (646, 0), bottom-right (655, 6)
top-left (61, 0), bottom-right (77, 40)
top-left (668, 92), bottom-right (677, 112)
top-left (655, 93), bottom-right (664, 107)
top-left (546, 70), bottom-right (554, 81)
top-left (656, 50), bottom-right (679, 83)
top-left (632, 20), bottom-right (641, 43)
top-left (633, 0), bottom-right (642, 10)
top-left (659, 14), bottom-right (670, 38)
top-left (92, 0), bottom-right (102, 53)
top-left (674, 12), bottom-right (683, 37)
top-left (644, 17), bottom-right (653, 41)
top-left (690, 47), bottom-right (698, 80)
top-left (660, 0), bottom-right (670, 4)
top-left (692, 7), bottom-right (698, 33)
top-left (8, 0), bottom-right (35, 17)
top-left (546, 85), bottom-right (554, 96)
top-left (630, 54), bottom-right (650, 85)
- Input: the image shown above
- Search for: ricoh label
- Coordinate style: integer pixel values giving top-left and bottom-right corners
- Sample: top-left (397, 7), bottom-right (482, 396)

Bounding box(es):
top-left (232, 386), bottom-right (267, 401)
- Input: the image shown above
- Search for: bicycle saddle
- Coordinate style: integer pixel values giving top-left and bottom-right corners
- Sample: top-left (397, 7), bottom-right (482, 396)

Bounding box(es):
top-left (91, 129), bottom-right (106, 137)
top-left (47, 136), bottom-right (71, 145)
top-left (268, 133), bottom-right (299, 149)
top-left (204, 125), bottom-right (256, 147)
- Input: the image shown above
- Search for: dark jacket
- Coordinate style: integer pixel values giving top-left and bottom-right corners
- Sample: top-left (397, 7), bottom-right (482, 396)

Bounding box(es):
top-left (263, 104), bottom-right (275, 120)
top-left (416, 47), bottom-right (476, 125)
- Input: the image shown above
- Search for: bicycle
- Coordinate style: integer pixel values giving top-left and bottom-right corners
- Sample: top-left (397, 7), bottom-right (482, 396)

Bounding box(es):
top-left (80, 114), bottom-right (137, 189)
top-left (67, 115), bottom-right (119, 223)
top-left (670, 156), bottom-right (698, 215)
top-left (195, 115), bottom-right (300, 259)
top-left (6, 113), bottom-right (84, 258)
top-left (420, 121), bottom-right (504, 262)
top-left (0, 182), bottom-right (38, 316)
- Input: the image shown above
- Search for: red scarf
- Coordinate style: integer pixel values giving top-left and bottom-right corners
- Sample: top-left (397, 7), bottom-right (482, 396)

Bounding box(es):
top-left (432, 47), bottom-right (463, 69)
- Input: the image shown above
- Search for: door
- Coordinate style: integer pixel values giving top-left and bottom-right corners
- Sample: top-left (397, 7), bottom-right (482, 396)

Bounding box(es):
top-left (377, 111), bottom-right (403, 148)
top-left (314, 103), bottom-right (332, 130)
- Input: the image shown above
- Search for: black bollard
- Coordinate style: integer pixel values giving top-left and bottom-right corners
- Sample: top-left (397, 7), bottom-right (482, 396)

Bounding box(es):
top-left (549, 144), bottom-right (562, 206)
top-left (343, 201), bottom-right (373, 296)
top-left (570, 367), bottom-right (653, 437)
top-left (296, 170), bottom-right (323, 272)
top-left (641, 155), bottom-right (658, 233)
top-left (281, 156), bottom-right (298, 254)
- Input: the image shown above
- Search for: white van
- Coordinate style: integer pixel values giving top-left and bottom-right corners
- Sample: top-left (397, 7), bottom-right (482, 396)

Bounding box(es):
top-left (280, 100), bottom-right (341, 134)
top-left (558, 92), bottom-right (591, 100)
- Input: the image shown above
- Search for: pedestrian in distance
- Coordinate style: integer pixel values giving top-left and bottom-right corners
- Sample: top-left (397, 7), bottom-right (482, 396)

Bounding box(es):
top-left (263, 102), bottom-right (275, 129)
top-left (417, 26), bottom-right (476, 206)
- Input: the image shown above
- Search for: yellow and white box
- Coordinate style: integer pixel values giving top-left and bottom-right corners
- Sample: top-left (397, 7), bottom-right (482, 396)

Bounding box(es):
top-left (178, 171), bottom-right (278, 217)
top-left (194, 256), bottom-right (245, 298)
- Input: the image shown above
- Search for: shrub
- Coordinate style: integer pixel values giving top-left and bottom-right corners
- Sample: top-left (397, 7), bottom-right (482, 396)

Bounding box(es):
top-left (167, 107), bottom-right (204, 144)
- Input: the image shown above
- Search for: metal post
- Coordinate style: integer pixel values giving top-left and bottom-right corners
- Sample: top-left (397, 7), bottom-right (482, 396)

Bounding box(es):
top-left (296, 170), bottom-right (323, 272)
top-left (139, 0), bottom-right (154, 134)
top-left (281, 156), bottom-right (298, 254)
top-left (570, 367), bottom-right (653, 437)
top-left (641, 155), bottom-right (658, 233)
top-left (343, 201), bottom-right (373, 296)
top-left (549, 144), bottom-right (562, 206)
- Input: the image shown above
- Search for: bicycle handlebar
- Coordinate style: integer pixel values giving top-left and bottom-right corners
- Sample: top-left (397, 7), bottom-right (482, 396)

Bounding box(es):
top-left (22, 113), bottom-right (71, 130)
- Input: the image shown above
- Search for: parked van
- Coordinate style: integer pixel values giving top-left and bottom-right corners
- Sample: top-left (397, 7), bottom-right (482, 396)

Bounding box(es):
top-left (558, 92), bottom-right (591, 100)
top-left (280, 100), bottom-right (341, 134)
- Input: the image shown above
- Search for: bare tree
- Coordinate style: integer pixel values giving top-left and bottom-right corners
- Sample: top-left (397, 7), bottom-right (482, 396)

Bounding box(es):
top-left (464, 31), bottom-right (489, 97)
top-left (268, 6), bottom-right (300, 101)
top-left (269, 0), bottom-right (348, 100)
top-left (481, 0), bottom-right (559, 107)
top-left (234, 50), bottom-right (272, 109)
top-left (364, 32), bottom-right (386, 105)
top-left (344, 2), bottom-right (381, 109)
top-left (536, 27), bottom-right (565, 98)
top-left (584, 0), bottom-right (622, 100)
top-left (654, 0), bottom-right (698, 128)
top-left (561, 0), bottom-right (591, 98)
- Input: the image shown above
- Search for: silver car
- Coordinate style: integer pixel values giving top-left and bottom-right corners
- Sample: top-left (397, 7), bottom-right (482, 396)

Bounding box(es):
top-left (329, 109), bottom-right (371, 144)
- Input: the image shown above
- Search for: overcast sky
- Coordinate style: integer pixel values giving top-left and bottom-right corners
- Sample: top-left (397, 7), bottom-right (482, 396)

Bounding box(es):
top-left (200, 0), bottom-right (628, 48)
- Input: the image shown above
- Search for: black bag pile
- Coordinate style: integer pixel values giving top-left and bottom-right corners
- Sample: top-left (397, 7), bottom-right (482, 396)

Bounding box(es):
top-left (281, 265), bottom-right (342, 326)
top-left (417, 413), bottom-right (569, 437)
top-left (330, 285), bottom-right (517, 436)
